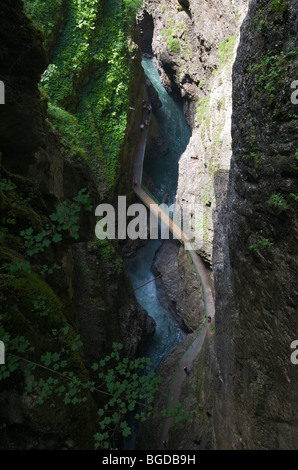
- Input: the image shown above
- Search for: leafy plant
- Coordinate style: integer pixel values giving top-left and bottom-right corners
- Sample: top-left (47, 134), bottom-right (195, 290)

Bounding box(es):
top-left (0, 178), bottom-right (16, 191)
top-left (217, 35), bottom-right (237, 66)
top-left (0, 332), bottom-right (163, 450)
top-left (93, 238), bottom-right (123, 273)
top-left (167, 36), bottom-right (180, 53)
top-left (249, 235), bottom-right (274, 253)
top-left (268, 193), bottom-right (287, 210)
top-left (248, 151), bottom-right (262, 169)
top-left (290, 193), bottom-right (298, 202)
top-left (122, 0), bottom-right (143, 19)
top-left (20, 188), bottom-right (91, 257)
top-left (32, 295), bottom-right (51, 317)
top-left (271, 0), bottom-right (288, 13)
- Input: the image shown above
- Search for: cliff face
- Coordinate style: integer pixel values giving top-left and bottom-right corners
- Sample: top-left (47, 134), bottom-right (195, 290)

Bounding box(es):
top-left (140, 0), bottom-right (248, 263)
top-left (213, 0), bottom-right (298, 449)
top-left (137, 0), bottom-right (298, 451)
top-left (0, 0), bottom-right (153, 449)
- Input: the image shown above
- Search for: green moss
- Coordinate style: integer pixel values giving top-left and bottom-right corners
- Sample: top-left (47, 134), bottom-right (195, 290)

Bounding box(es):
top-left (270, 0), bottom-right (288, 13)
top-left (93, 238), bottom-right (123, 274)
top-left (18, 272), bottom-right (62, 331)
top-left (196, 97), bottom-right (210, 126)
top-left (217, 35), bottom-right (237, 66)
top-left (46, 102), bottom-right (87, 159)
top-left (167, 37), bottom-right (180, 53)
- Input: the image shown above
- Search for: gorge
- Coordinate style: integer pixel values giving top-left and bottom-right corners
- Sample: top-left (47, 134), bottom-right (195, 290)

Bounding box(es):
top-left (0, 0), bottom-right (297, 452)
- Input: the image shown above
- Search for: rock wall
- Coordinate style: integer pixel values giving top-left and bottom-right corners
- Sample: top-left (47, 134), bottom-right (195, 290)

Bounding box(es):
top-left (213, 0), bottom-right (298, 449)
top-left (0, 0), bottom-right (154, 449)
top-left (137, 0), bottom-right (298, 451)
top-left (151, 239), bottom-right (207, 334)
top-left (139, 0), bottom-right (248, 263)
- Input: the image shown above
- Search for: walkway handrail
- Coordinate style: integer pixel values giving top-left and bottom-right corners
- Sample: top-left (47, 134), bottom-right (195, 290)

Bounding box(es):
top-left (133, 85), bottom-right (212, 445)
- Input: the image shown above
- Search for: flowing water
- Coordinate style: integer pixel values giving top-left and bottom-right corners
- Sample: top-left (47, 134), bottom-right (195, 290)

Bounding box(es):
top-left (142, 57), bottom-right (191, 205)
top-left (123, 57), bottom-right (191, 449)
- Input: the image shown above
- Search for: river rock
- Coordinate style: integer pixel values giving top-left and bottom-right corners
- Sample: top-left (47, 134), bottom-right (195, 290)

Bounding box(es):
top-left (151, 239), bottom-right (206, 333)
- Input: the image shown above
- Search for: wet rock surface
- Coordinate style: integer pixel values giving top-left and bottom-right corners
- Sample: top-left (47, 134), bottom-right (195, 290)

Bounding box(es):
top-left (151, 239), bottom-right (206, 333)
top-left (213, 0), bottom-right (298, 449)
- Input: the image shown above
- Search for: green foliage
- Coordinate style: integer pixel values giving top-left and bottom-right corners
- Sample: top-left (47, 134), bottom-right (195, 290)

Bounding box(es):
top-left (93, 238), bottom-right (123, 274)
top-left (19, 188), bottom-right (91, 258)
top-left (3, 259), bottom-right (31, 278)
top-left (38, 0), bottom-right (136, 192)
top-left (23, 0), bottom-right (65, 52)
top-left (163, 25), bottom-right (180, 54)
top-left (258, 238), bottom-right (274, 249)
top-left (122, 0), bottom-right (143, 19)
top-left (268, 193), bottom-right (287, 211)
top-left (0, 335), bottom-right (163, 450)
top-left (0, 332), bottom-right (32, 381)
top-left (1, 189), bottom-right (91, 296)
top-left (196, 97), bottom-right (210, 126)
top-left (271, 0), bottom-right (288, 13)
top-left (75, 2), bottom-right (134, 190)
top-left (167, 37), bottom-right (180, 53)
top-left (21, 227), bottom-right (53, 256)
top-left (40, 0), bottom-right (102, 107)
top-left (252, 55), bottom-right (285, 103)
top-left (217, 35), bottom-right (237, 65)
top-left (29, 0), bottom-right (148, 193)
top-left (249, 235), bottom-right (274, 253)
top-left (94, 343), bottom-right (163, 449)
top-left (247, 151), bottom-right (262, 169)
top-left (46, 102), bottom-right (87, 159)
top-left (248, 46), bottom-right (297, 114)
top-left (32, 295), bottom-right (52, 318)
top-left (290, 193), bottom-right (298, 202)
top-left (0, 179), bottom-right (17, 192)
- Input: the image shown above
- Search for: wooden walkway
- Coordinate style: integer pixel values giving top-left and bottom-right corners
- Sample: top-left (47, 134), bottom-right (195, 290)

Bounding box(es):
top-left (133, 96), bottom-right (215, 448)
